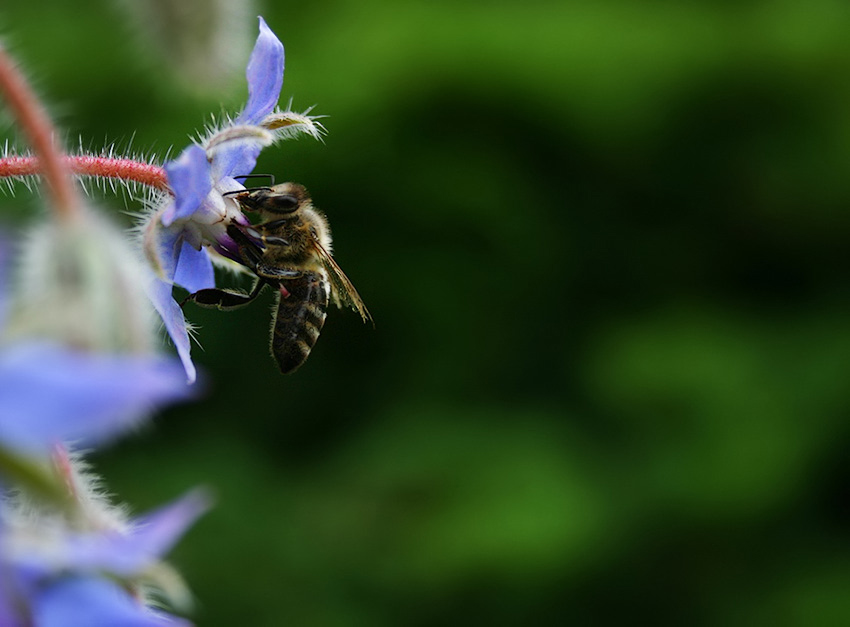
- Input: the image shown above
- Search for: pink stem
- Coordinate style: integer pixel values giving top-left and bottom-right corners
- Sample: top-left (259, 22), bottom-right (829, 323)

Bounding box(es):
top-left (0, 155), bottom-right (170, 192)
top-left (51, 443), bottom-right (78, 500)
top-left (0, 45), bottom-right (80, 217)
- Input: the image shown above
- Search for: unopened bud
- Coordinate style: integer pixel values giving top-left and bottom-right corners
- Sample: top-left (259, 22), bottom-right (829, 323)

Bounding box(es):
top-left (4, 207), bottom-right (156, 354)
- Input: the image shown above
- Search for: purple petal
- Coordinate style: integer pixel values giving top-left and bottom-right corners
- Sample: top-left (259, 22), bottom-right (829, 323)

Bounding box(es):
top-left (163, 144), bottom-right (212, 226)
top-left (0, 579), bottom-right (25, 627)
top-left (0, 344), bottom-right (192, 454)
top-left (212, 231), bottom-right (242, 263)
top-left (173, 242), bottom-right (214, 293)
top-left (235, 17), bottom-right (284, 125)
top-left (63, 490), bottom-right (211, 576)
top-left (35, 577), bottom-right (189, 627)
top-left (144, 279), bottom-right (197, 384)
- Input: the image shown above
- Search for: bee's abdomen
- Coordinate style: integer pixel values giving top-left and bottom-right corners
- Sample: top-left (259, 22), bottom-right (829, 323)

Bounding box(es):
top-left (271, 271), bottom-right (329, 374)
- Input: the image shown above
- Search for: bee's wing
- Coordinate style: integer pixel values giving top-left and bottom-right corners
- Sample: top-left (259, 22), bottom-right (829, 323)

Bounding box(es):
top-left (311, 239), bottom-right (373, 326)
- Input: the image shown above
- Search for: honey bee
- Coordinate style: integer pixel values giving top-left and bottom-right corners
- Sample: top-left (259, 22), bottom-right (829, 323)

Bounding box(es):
top-left (185, 182), bottom-right (372, 374)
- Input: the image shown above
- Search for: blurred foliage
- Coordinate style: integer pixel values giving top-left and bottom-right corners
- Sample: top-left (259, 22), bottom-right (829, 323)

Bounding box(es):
top-left (4, 0), bottom-right (850, 625)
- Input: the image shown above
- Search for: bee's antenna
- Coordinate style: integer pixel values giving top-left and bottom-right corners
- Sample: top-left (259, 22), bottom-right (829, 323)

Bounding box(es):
top-left (223, 186), bottom-right (274, 197)
top-left (234, 173), bottom-right (275, 186)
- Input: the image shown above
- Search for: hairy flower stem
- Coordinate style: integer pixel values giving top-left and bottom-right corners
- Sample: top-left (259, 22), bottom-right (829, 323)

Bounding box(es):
top-left (52, 443), bottom-right (79, 500)
top-left (0, 45), bottom-right (81, 218)
top-left (0, 155), bottom-right (170, 192)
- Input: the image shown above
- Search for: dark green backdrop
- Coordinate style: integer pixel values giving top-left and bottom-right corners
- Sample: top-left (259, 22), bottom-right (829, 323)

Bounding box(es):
top-left (4, 1), bottom-right (850, 625)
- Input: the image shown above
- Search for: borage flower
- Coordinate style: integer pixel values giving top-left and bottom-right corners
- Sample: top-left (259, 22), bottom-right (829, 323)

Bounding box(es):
top-left (142, 16), bottom-right (323, 383)
top-left (1, 482), bottom-right (209, 626)
top-left (0, 342), bottom-right (191, 458)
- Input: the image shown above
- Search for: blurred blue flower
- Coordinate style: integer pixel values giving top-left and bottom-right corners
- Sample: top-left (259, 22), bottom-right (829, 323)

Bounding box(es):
top-left (0, 26), bottom-right (218, 625)
top-left (34, 577), bottom-right (188, 627)
top-left (0, 230), bottom-right (192, 458)
top-left (1, 490), bottom-right (209, 626)
top-left (0, 342), bottom-right (192, 456)
top-left (144, 16), bottom-right (284, 383)
top-left (0, 223), bottom-right (201, 622)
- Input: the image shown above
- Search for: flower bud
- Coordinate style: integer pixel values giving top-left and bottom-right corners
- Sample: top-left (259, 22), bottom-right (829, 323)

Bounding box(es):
top-left (4, 207), bottom-right (156, 354)
top-left (116, 0), bottom-right (256, 92)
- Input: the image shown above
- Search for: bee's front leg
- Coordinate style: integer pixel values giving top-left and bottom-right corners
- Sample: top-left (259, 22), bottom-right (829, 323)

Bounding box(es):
top-left (182, 280), bottom-right (266, 310)
top-left (225, 223), bottom-right (265, 272)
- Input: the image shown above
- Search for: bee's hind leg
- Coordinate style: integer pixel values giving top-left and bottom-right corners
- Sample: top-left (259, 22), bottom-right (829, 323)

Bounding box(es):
top-left (182, 280), bottom-right (266, 310)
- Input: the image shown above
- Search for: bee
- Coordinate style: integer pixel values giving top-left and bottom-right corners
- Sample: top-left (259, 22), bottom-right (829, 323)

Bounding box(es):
top-left (185, 182), bottom-right (372, 374)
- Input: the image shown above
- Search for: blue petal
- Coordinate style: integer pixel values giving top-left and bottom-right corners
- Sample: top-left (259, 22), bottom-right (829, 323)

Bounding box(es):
top-left (0, 234), bottom-right (11, 331)
top-left (235, 17), bottom-right (284, 125)
top-left (150, 224), bottom-right (182, 282)
top-left (0, 344), bottom-right (192, 454)
top-left (145, 279), bottom-right (197, 384)
top-left (209, 138), bottom-right (263, 183)
top-left (121, 489), bottom-right (210, 568)
top-left (162, 144), bottom-right (212, 227)
top-left (35, 577), bottom-right (188, 627)
top-left (173, 242), bottom-right (214, 293)
top-left (62, 490), bottom-right (211, 576)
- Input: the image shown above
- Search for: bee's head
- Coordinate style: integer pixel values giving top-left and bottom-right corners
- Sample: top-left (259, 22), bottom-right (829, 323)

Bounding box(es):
top-left (235, 182), bottom-right (310, 215)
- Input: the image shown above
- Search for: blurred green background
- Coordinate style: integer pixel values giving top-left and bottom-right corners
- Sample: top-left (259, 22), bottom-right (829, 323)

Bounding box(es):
top-left (4, 0), bottom-right (850, 624)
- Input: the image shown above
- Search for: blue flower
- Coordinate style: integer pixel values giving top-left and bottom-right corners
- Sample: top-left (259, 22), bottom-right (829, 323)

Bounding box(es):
top-left (143, 17), bottom-right (285, 383)
top-left (0, 227), bottom-right (193, 459)
top-left (1, 490), bottom-right (209, 626)
top-left (0, 27), bottom-right (221, 625)
top-left (0, 342), bottom-right (193, 457)
top-left (34, 578), bottom-right (189, 627)
top-left (0, 216), bottom-right (202, 621)
top-left (0, 235), bottom-right (203, 623)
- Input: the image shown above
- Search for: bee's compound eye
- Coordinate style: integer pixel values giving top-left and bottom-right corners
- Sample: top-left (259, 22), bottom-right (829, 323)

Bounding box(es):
top-left (272, 194), bottom-right (299, 212)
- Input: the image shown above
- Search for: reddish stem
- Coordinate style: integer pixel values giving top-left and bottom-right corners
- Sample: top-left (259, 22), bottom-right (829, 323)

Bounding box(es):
top-left (0, 155), bottom-right (170, 192)
top-left (51, 443), bottom-right (78, 500)
top-left (0, 45), bottom-right (80, 217)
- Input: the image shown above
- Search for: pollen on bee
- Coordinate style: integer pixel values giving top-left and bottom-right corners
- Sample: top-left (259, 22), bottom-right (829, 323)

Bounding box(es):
top-left (279, 284), bottom-right (291, 299)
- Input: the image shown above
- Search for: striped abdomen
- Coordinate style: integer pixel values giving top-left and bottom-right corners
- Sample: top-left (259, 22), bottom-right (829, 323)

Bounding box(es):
top-left (271, 270), bottom-right (329, 374)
